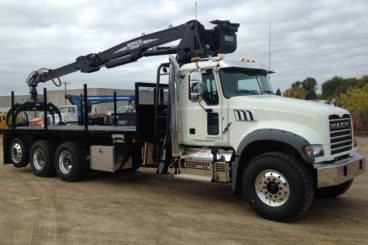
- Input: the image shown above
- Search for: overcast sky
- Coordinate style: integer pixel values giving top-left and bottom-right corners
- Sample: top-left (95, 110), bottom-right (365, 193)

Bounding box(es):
top-left (0, 0), bottom-right (367, 96)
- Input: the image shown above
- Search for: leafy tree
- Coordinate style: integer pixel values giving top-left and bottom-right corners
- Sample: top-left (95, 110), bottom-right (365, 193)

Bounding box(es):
top-left (291, 81), bottom-right (301, 88)
top-left (356, 75), bottom-right (368, 89)
top-left (337, 88), bottom-right (368, 119)
top-left (284, 74), bottom-right (368, 101)
top-left (275, 88), bottom-right (281, 96)
top-left (322, 76), bottom-right (359, 99)
top-left (302, 77), bottom-right (317, 100)
top-left (283, 85), bottom-right (307, 99)
top-left (283, 78), bottom-right (317, 100)
top-left (322, 76), bottom-right (342, 99)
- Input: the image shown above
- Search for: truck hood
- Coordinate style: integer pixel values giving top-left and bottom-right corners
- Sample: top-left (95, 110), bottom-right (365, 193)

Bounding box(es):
top-left (228, 95), bottom-right (347, 119)
top-left (228, 95), bottom-right (353, 162)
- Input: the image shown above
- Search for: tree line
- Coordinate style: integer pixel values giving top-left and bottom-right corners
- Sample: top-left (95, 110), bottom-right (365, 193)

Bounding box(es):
top-left (282, 75), bottom-right (368, 120)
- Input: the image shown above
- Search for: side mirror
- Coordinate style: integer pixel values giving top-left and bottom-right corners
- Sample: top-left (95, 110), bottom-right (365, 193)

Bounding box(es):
top-left (189, 71), bottom-right (203, 102)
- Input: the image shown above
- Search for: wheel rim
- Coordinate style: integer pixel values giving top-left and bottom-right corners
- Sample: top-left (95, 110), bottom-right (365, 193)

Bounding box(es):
top-left (59, 151), bottom-right (72, 174)
top-left (33, 149), bottom-right (46, 170)
top-left (255, 169), bottom-right (290, 207)
top-left (11, 143), bottom-right (22, 163)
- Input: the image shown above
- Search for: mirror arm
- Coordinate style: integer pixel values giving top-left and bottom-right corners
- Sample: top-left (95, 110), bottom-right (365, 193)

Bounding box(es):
top-left (198, 98), bottom-right (213, 113)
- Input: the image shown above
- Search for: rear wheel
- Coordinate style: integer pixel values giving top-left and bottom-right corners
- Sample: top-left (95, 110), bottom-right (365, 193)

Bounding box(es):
top-left (30, 140), bottom-right (55, 177)
top-left (9, 138), bottom-right (29, 168)
top-left (316, 179), bottom-right (353, 198)
top-left (55, 142), bottom-right (86, 182)
top-left (242, 152), bottom-right (314, 221)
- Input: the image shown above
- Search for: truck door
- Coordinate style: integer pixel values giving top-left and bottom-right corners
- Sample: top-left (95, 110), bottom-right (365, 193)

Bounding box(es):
top-left (69, 106), bottom-right (77, 122)
top-left (185, 69), bottom-right (223, 142)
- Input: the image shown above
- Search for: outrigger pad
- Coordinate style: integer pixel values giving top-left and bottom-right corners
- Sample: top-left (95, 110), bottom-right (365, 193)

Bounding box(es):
top-left (6, 101), bottom-right (63, 127)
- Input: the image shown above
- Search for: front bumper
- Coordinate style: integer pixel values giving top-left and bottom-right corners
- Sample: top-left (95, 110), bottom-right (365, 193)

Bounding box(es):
top-left (315, 153), bottom-right (366, 188)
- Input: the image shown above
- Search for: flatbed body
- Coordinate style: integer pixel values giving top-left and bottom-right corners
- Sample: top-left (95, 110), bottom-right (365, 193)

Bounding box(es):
top-left (0, 125), bottom-right (136, 133)
top-left (1, 124), bottom-right (139, 166)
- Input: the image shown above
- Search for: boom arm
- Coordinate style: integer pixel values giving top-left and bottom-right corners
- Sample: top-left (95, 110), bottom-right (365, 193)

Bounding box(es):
top-left (26, 20), bottom-right (239, 100)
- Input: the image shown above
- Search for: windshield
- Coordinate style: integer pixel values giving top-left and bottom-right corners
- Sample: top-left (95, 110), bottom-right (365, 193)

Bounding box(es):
top-left (58, 107), bottom-right (69, 114)
top-left (117, 106), bottom-right (134, 113)
top-left (219, 68), bottom-right (273, 98)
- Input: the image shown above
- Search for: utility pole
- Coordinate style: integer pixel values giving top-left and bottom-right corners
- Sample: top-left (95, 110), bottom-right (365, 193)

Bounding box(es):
top-left (269, 24), bottom-right (272, 70)
top-left (62, 82), bottom-right (71, 105)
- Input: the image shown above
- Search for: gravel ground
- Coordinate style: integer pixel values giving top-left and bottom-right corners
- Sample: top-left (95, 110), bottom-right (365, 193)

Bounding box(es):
top-left (0, 136), bottom-right (367, 244)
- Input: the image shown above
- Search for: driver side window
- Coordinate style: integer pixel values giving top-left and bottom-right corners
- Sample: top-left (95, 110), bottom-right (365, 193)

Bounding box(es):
top-left (202, 70), bottom-right (219, 105)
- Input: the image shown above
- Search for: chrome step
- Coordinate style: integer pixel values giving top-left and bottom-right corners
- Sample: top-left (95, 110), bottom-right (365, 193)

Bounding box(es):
top-left (174, 174), bottom-right (212, 182)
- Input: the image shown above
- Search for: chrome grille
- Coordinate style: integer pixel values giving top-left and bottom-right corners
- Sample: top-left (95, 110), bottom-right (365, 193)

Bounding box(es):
top-left (329, 114), bottom-right (352, 155)
top-left (183, 161), bottom-right (211, 171)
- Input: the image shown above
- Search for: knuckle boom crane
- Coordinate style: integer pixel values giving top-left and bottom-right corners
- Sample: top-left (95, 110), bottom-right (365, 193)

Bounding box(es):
top-left (28, 20), bottom-right (239, 99)
top-left (8, 20), bottom-right (239, 126)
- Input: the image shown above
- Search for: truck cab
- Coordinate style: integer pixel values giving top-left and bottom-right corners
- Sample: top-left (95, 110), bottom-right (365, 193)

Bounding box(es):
top-left (105, 105), bottom-right (135, 126)
top-left (58, 105), bottom-right (78, 123)
top-left (170, 57), bottom-right (365, 220)
top-left (178, 59), bottom-right (273, 146)
top-left (29, 105), bottom-right (78, 126)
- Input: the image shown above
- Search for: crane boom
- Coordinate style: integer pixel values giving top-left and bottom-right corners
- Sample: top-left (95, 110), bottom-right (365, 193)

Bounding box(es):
top-left (26, 20), bottom-right (239, 101)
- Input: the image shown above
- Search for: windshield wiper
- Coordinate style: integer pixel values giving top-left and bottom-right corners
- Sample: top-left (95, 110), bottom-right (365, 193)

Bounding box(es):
top-left (262, 90), bottom-right (274, 94)
top-left (236, 89), bottom-right (259, 95)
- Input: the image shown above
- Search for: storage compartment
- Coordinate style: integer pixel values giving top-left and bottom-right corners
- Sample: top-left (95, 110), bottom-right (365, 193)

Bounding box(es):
top-left (90, 145), bottom-right (132, 172)
top-left (213, 162), bottom-right (230, 183)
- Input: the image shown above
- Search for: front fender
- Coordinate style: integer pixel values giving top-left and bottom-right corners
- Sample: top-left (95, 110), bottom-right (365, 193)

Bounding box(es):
top-left (232, 129), bottom-right (312, 191)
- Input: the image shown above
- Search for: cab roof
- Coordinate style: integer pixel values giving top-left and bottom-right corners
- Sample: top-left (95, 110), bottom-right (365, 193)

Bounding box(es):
top-left (179, 57), bottom-right (274, 74)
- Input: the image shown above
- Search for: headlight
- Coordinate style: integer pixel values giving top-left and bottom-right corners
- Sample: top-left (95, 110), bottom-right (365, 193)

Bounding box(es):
top-left (303, 144), bottom-right (324, 158)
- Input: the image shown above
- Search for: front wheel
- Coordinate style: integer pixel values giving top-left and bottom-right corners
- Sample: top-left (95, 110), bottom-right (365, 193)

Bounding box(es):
top-left (316, 180), bottom-right (353, 198)
top-left (242, 152), bottom-right (314, 221)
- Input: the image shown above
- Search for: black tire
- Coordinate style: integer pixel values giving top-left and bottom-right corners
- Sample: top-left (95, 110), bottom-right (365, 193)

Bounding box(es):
top-left (316, 179), bottom-right (353, 198)
top-left (242, 152), bottom-right (314, 221)
top-left (54, 142), bottom-right (86, 182)
top-left (9, 138), bottom-right (29, 168)
top-left (29, 140), bottom-right (56, 177)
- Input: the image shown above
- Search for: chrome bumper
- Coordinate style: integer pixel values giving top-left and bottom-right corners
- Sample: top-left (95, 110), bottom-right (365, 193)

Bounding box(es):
top-left (315, 153), bottom-right (366, 188)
